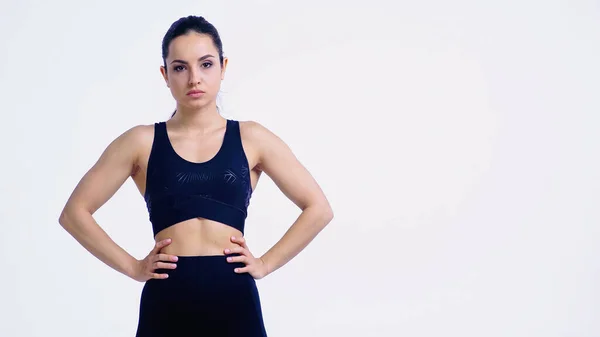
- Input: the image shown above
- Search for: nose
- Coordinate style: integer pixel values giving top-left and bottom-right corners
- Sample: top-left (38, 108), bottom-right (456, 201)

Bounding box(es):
top-left (188, 68), bottom-right (202, 86)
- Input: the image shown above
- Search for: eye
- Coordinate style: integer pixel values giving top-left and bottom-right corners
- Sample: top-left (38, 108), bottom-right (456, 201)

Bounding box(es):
top-left (173, 65), bottom-right (186, 72)
top-left (201, 62), bottom-right (213, 68)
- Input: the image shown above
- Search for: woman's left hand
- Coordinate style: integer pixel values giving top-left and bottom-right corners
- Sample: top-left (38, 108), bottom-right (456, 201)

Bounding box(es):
top-left (224, 236), bottom-right (269, 279)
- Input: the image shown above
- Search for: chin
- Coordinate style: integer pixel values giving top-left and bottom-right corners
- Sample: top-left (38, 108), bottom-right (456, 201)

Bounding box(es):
top-left (182, 98), bottom-right (212, 110)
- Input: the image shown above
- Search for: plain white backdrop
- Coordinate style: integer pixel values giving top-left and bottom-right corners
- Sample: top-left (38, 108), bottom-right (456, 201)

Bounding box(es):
top-left (1, 0), bottom-right (598, 336)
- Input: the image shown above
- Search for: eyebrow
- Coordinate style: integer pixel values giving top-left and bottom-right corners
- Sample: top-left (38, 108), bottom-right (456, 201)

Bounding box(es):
top-left (170, 54), bottom-right (215, 65)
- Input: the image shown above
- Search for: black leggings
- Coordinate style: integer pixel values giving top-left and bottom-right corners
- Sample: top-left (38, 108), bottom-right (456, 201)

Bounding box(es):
top-left (135, 254), bottom-right (268, 336)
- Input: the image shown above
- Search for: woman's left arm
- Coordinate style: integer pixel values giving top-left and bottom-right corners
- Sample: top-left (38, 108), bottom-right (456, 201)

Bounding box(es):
top-left (235, 121), bottom-right (334, 278)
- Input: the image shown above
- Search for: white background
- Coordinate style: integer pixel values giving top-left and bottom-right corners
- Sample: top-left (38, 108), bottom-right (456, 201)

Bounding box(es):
top-left (1, 0), bottom-right (599, 336)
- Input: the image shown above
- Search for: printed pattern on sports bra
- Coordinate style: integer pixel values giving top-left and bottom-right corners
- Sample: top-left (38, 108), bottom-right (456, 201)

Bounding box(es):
top-left (144, 119), bottom-right (253, 236)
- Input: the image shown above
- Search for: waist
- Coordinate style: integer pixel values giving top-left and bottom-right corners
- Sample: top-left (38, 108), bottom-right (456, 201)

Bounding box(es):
top-left (154, 218), bottom-right (244, 256)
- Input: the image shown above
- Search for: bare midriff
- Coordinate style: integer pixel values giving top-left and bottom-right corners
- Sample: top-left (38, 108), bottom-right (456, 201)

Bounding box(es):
top-left (154, 218), bottom-right (244, 256)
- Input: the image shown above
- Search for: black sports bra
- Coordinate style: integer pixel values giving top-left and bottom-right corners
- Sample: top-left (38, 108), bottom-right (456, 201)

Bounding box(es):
top-left (143, 120), bottom-right (253, 236)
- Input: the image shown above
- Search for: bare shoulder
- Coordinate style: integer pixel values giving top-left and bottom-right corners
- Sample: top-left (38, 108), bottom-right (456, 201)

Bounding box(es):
top-left (238, 120), bottom-right (288, 149)
top-left (61, 123), bottom-right (156, 215)
top-left (121, 124), bottom-right (156, 173)
top-left (123, 123), bottom-right (155, 147)
top-left (238, 120), bottom-right (276, 140)
top-left (238, 120), bottom-right (291, 166)
top-left (239, 120), bottom-right (331, 211)
top-left (112, 124), bottom-right (155, 160)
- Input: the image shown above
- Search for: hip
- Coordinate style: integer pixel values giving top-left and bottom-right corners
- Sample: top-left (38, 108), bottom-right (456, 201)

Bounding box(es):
top-left (137, 254), bottom-right (267, 336)
top-left (143, 254), bottom-right (255, 296)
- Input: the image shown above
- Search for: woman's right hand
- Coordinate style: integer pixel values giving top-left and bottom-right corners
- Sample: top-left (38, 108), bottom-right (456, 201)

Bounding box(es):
top-left (131, 238), bottom-right (178, 282)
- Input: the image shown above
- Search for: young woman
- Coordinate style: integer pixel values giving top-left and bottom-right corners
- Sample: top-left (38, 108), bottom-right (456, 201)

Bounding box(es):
top-left (58, 15), bottom-right (333, 336)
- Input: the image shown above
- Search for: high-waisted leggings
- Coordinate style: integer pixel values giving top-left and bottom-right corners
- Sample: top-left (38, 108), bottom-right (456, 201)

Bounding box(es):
top-left (135, 254), bottom-right (268, 336)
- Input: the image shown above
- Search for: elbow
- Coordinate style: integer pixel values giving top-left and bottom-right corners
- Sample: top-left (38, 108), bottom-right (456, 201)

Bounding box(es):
top-left (58, 205), bottom-right (80, 229)
top-left (320, 203), bottom-right (334, 224)
top-left (58, 208), bottom-right (70, 228)
top-left (301, 199), bottom-right (334, 225)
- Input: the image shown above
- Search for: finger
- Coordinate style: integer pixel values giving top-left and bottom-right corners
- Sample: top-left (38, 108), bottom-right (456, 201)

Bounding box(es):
top-left (152, 239), bottom-right (172, 254)
top-left (157, 253), bottom-right (179, 262)
top-left (226, 255), bottom-right (248, 264)
top-left (233, 265), bottom-right (250, 273)
top-left (151, 272), bottom-right (169, 279)
top-left (154, 261), bottom-right (177, 270)
top-left (231, 236), bottom-right (248, 249)
top-left (224, 246), bottom-right (249, 256)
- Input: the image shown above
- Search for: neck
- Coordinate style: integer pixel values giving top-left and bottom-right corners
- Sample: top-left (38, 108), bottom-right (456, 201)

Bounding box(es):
top-left (170, 103), bottom-right (225, 132)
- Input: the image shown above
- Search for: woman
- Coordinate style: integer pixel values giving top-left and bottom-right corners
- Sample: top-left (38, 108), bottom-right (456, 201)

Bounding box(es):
top-left (58, 15), bottom-right (333, 336)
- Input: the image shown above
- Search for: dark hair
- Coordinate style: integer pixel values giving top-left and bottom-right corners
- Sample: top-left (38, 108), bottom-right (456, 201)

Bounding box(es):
top-left (161, 16), bottom-right (225, 118)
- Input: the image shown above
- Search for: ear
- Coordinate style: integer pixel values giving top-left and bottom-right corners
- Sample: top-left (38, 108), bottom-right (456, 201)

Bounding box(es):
top-left (160, 66), bottom-right (169, 87)
top-left (221, 57), bottom-right (228, 80)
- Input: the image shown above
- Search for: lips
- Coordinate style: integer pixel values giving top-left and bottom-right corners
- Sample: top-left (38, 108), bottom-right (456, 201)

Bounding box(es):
top-left (187, 89), bottom-right (205, 95)
top-left (186, 90), bottom-right (206, 98)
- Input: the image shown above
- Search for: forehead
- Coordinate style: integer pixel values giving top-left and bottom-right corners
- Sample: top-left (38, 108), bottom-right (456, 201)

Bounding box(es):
top-left (166, 32), bottom-right (218, 60)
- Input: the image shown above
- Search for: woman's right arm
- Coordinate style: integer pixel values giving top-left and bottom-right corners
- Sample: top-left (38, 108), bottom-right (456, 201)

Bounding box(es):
top-left (58, 125), bottom-right (154, 280)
